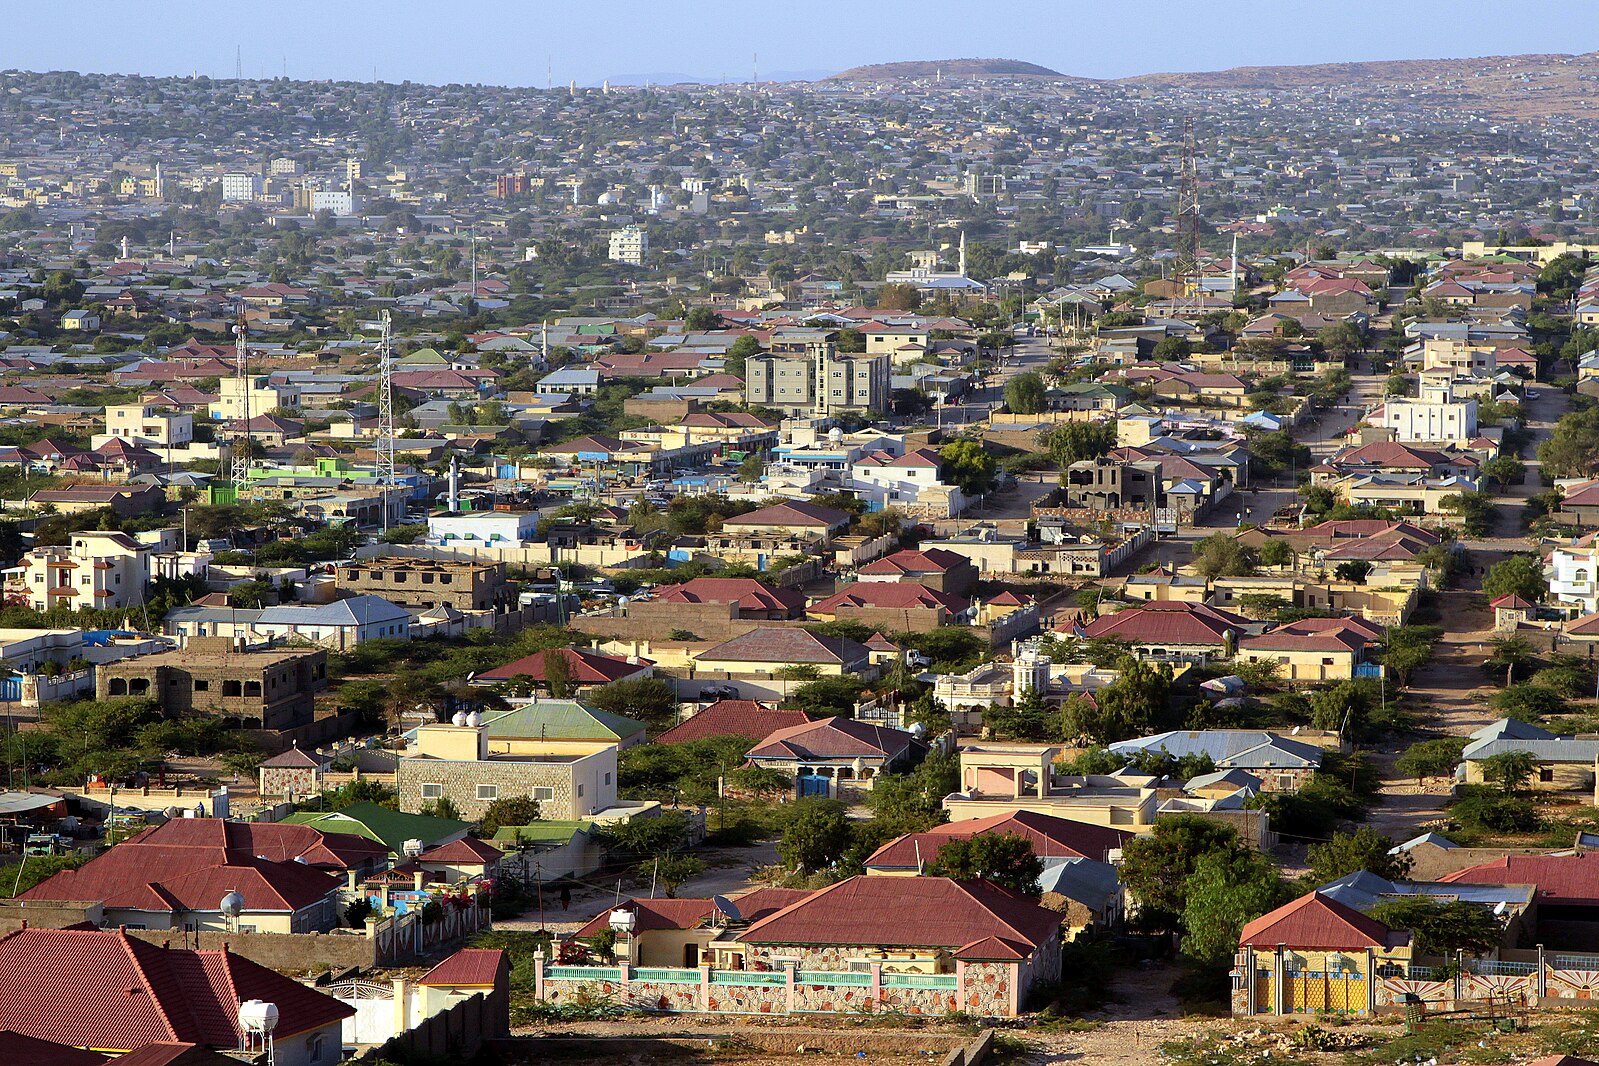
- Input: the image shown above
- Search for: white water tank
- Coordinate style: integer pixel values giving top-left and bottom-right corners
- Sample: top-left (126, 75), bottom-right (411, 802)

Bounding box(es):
top-left (219, 890), bottom-right (245, 918)
top-left (239, 999), bottom-right (279, 1035)
top-left (451, 710), bottom-right (469, 727)
top-left (403, 838), bottom-right (424, 858)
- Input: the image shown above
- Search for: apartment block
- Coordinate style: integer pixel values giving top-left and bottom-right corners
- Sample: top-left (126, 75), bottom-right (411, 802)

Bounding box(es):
top-left (96, 636), bottom-right (328, 732)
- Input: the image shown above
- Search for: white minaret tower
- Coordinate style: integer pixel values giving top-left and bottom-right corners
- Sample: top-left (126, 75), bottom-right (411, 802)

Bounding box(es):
top-left (958, 230), bottom-right (967, 277)
top-left (1230, 233), bottom-right (1239, 294)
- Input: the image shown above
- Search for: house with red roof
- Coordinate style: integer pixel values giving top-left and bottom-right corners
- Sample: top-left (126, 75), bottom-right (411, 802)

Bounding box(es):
top-left (0, 927), bottom-right (352, 1060)
top-left (857, 547), bottom-right (978, 595)
top-left (808, 581), bottom-right (973, 632)
top-left (20, 820), bottom-right (353, 933)
top-left (1233, 892), bottom-right (1412, 1016)
top-left (652, 578), bottom-right (806, 619)
top-left (720, 501), bottom-right (853, 542)
top-left (1236, 617), bottom-right (1382, 682)
top-left (863, 810), bottom-right (1131, 874)
top-left (745, 718), bottom-right (925, 798)
top-left (571, 889), bottom-right (811, 967)
top-left (655, 699), bottom-right (816, 745)
top-left (470, 646), bottom-right (653, 694)
top-left (1076, 601), bottom-right (1251, 662)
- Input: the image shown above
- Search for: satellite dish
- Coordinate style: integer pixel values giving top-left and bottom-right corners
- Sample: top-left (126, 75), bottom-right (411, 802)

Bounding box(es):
top-left (219, 890), bottom-right (245, 917)
top-left (712, 894), bottom-right (742, 922)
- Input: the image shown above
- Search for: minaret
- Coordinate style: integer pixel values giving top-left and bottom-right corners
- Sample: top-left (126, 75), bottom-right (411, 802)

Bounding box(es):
top-left (1230, 233), bottom-right (1240, 295)
top-left (958, 230), bottom-right (967, 277)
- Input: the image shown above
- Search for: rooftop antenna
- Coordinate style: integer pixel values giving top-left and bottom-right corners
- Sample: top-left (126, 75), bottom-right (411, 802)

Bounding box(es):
top-left (547, 56), bottom-right (552, 91)
top-left (1175, 116), bottom-right (1202, 280)
top-left (376, 310), bottom-right (397, 531)
top-left (230, 315), bottom-right (252, 497)
top-left (235, 45), bottom-right (242, 82)
top-left (753, 52), bottom-right (759, 84)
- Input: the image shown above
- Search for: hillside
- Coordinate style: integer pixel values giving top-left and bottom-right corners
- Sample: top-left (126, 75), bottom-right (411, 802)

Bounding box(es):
top-left (826, 58), bottom-right (1065, 82)
top-left (1119, 51), bottom-right (1599, 121)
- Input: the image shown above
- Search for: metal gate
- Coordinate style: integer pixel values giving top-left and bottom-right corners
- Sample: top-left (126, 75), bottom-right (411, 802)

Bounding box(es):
top-left (1281, 971), bottom-right (1366, 1014)
top-left (0, 676), bottom-right (20, 702)
top-left (330, 979), bottom-right (406, 1045)
top-left (797, 773), bottom-right (830, 798)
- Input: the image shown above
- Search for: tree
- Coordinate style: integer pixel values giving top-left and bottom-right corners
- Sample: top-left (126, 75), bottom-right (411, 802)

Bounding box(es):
top-left (1483, 456), bottom-right (1524, 489)
top-left (2, 853), bottom-right (85, 897)
top-left (1439, 491), bottom-right (1497, 537)
top-left (932, 833), bottom-right (1044, 895)
top-left (1485, 635), bottom-right (1538, 687)
top-left (587, 677), bottom-right (678, 730)
top-left (1257, 538), bottom-right (1294, 568)
top-left (1479, 750), bottom-right (1536, 795)
top-left (1192, 533), bottom-right (1257, 579)
top-left (477, 794), bottom-right (540, 836)
top-left (1061, 658), bottom-right (1170, 744)
top-left (789, 675), bottom-right (866, 717)
top-left (1119, 815), bottom-right (1241, 931)
top-left (684, 308), bottom-right (723, 331)
top-left (642, 854), bottom-right (705, 898)
top-left (1538, 406), bottom-right (1599, 479)
top-left (593, 810), bottom-right (691, 858)
top-left (420, 796), bottom-right (461, 820)
top-left (877, 283), bottom-right (921, 311)
top-left (866, 752), bottom-right (957, 835)
top-left (778, 798), bottom-right (851, 873)
top-left (1395, 738), bottom-right (1466, 784)
top-left (1306, 828), bottom-right (1413, 884)
top-left (985, 686), bottom-right (1057, 741)
top-left (1333, 560), bottom-right (1373, 584)
top-left (1368, 898), bottom-right (1503, 957)
top-left (1382, 626), bottom-right (1441, 687)
top-left (541, 648), bottom-right (576, 699)
top-left (1308, 680), bottom-right (1373, 736)
top-left (938, 439), bottom-right (998, 496)
top-left (1180, 850), bottom-right (1289, 963)
top-left (1490, 683), bottom-right (1568, 720)
top-left (1039, 421), bottom-right (1116, 467)
top-left (1004, 372), bottom-right (1048, 414)
top-left (1482, 555), bottom-right (1548, 605)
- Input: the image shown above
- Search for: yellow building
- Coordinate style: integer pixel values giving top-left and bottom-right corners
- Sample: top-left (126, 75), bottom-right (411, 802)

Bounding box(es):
top-left (1233, 892), bottom-right (1412, 1016)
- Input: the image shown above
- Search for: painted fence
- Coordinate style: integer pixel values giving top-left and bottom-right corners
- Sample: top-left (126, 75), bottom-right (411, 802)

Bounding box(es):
top-left (533, 958), bottom-right (1017, 1018)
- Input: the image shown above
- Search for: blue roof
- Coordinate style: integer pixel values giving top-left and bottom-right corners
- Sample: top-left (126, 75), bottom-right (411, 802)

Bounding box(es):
top-left (257, 594), bottom-right (410, 627)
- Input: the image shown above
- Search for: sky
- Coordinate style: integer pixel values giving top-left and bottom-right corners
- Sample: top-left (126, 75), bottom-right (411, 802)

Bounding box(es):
top-left (3, 0), bottom-right (1597, 87)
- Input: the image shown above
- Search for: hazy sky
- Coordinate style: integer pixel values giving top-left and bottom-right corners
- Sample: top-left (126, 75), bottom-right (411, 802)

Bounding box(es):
top-left (4, 0), bottom-right (1597, 86)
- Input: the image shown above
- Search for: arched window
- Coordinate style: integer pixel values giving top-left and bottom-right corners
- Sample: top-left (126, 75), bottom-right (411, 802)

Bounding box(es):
top-left (1576, 569), bottom-right (1590, 585)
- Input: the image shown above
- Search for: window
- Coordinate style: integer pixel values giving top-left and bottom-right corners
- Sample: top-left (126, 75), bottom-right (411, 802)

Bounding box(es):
top-left (1540, 767), bottom-right (1555, 783)
top-left (532, 787), bottom-right (555, 801)
top-left (577, 783), bottom-right (584, 797)
top-left (476, 784), bottom-right (498, 801)
top-left (307, 1034), bottom-right (325, 1063)
top-left (604, 773), bottom-right (612, 786)
top-left (421, 783), bottom-right (444, 799)
top-left (223, 680), bottom-right (242, 696)
top-left (244, 681), bottom-right (262, 696)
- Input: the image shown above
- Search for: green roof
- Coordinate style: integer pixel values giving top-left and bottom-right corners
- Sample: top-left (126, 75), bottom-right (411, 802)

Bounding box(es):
top-left (281, 801), bottom-right (471, 853)
top-left (489, 819), bottom-right (595, 845)
top-left (398, 347), bottom-right (449, 364)
top-left (483, 700), bottom-right (646, 742)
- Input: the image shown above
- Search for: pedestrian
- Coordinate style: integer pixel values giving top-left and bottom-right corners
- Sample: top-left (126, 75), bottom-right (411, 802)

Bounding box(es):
top-left (560, 885), bottom-right (571, 911)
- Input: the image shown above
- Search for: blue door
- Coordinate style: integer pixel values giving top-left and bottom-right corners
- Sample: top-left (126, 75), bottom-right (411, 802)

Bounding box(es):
top-left (797, 774), bottom-right (829, 798)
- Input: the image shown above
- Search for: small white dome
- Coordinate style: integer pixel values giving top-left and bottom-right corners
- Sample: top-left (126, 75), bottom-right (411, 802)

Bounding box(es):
top-left (451, 711), bottom-right (470, 727)
top-left (466, 710), bottom-right (483, 728)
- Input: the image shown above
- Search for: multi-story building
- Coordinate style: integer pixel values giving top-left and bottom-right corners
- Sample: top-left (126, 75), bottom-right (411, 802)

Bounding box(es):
top-left (99, 402), bottom-right (193, 449)
top-left (1549, 542), bottom-right (1599, 616)
top-left (96, 636), bottom-right (328, 734)
top-left (211, 374), bottom-right (301, 421)
top-left (744, 344), bottom-right (889, 415)
top-left (5, 529), bottom-right (176, 612)
top-left (219, 171), bottom-right (261, 202)
top-left (1374, 397), bottom-right (1478, 442)
top-left (336, 557), bottom-right (517, 612)
top-left (607, 225), bottom-right (648, 265)
top-left (496, 174), bottom-right (529, 199)
top-left (396, 718), bottom-right (618, 821)
top-left (311, 188), bottom-right (361, 215)
top-left (269, 156), bottom-right (302, 175)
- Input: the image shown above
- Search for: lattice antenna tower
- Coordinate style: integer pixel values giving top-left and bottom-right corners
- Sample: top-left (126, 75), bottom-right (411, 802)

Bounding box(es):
top-left (1175, 116), bottom-right (1203, 281)
top-left (375, 310), bottom-right (397, 530)
top-left (230, 315), bottom-right (252, 495)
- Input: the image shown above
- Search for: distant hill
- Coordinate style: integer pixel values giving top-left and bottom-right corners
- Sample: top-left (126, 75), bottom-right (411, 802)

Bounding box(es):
top-left (826, 58), bottom-right (1065, 82)
top-left (1119, 51), bottom-right (1599, 121)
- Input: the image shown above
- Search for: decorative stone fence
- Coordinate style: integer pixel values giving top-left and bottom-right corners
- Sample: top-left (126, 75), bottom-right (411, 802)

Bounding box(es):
top-left (533, 958), bottom-right (1018, 1018)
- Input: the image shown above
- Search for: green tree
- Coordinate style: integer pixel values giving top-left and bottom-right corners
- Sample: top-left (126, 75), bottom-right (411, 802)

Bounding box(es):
top-left (778, 798), bottom-right (851, 873)
top-left (1061, 658), bottom-right (1170, 744)
top-left (1482, 554), bottom-right (1548, 604)
top-left (1039, 421), bottom-right (1116, 467)
top-left (587, 677), bottom-right (678, 730)
top-left (1394, 738), bottom-right (1467, 784)
top-left (932, 833), bottom-right (1044, 894)
top-left (1004, 372), bottom-right (1048, 414)
top-left (1180, 850), bottom-right (1289, 963)
top-left (1257, 538), bottom-right (1294, 568)
top-left (938, 438), bottom-right (998, 496)
top-left (1305, 828), bottom-right (1413, 884)
top-left (877, 283), bottom-right (921, 311)
top-left (1119, 815), bottom-right (1241, 931)
top-left (1333, 560), bottom-right (1373, 584)
top-left (1368, 898), bottom-right (1503, 957)
top-left (541, 649), bottom-right (576, 699)
top-left (641, 854), bottom-right (705, 898)
top-left (1485, 635), bottom-right (1538, 687)
top-left (2, 853), bottom-right (85, 897)
top-left (1191, 533), bottom-right (1257, 579)
top-left (1482, 456), bottom-right (1524, 489)
top-left (789, 675), bottom-right (866, 717)
top-left (477, 794), bottom-right (541, 836)
top-left (1489, 683), bottom-right (1568, 720)
top-left (1479, 750), bottom-right (1536, 795)
top-left (866, 752), bottom-right (957, 835)
top-left (1382, 626), bottom-right (1441, 687)
top-left (1538, 406), bottom-right (1599, 479)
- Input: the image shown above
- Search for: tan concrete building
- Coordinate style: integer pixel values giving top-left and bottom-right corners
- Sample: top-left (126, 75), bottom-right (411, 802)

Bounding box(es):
top-left (336, 556), bottom-right (515, 612)
top-left (396, 719), bottom-right (618, 821)
top-left (97, 636), bottom-right (328, 732)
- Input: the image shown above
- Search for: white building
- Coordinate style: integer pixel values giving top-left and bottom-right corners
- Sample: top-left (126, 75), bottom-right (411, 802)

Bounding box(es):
top-left (220, 172), bottom-right (262, 202)
top-left (848, 447), bottom-right (967, 518)
top-left (608, 225), bottom-right (648, 265)
top-left (1375, 397), bottom-right (1478, 442)
top-left (98, 403), bottom-right (193, 449)
top-left (211, 375), bottom-right (302, 421)
top-left (1549, 543), bottom-right (1599, 616)
top-left (311, 188), bottom-right (362, 215)
top-left (3, 529), bottom-right (179, 612)
top-left (269, 157), bottom-right (302, 176)
top-left (427, 510), bottom-right (541, 547)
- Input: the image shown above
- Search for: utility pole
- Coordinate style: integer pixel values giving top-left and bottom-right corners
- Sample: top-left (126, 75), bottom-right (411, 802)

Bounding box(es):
top-left (229, 315), bottom-right (252, 498)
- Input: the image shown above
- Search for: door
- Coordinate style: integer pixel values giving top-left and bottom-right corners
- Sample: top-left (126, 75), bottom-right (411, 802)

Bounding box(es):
top-left (797, 773), bottom-right (830, 798)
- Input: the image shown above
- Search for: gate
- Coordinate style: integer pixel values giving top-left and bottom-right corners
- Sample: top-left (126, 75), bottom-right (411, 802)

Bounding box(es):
top-left (330, 979), bottom-right (408, 1045)
top-left (0, 676), bottom-right (19, 702)
top-left (1280, 971), bottom-right (1366, 1014)
top-left (797, 773), bottom-right (830, 798)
